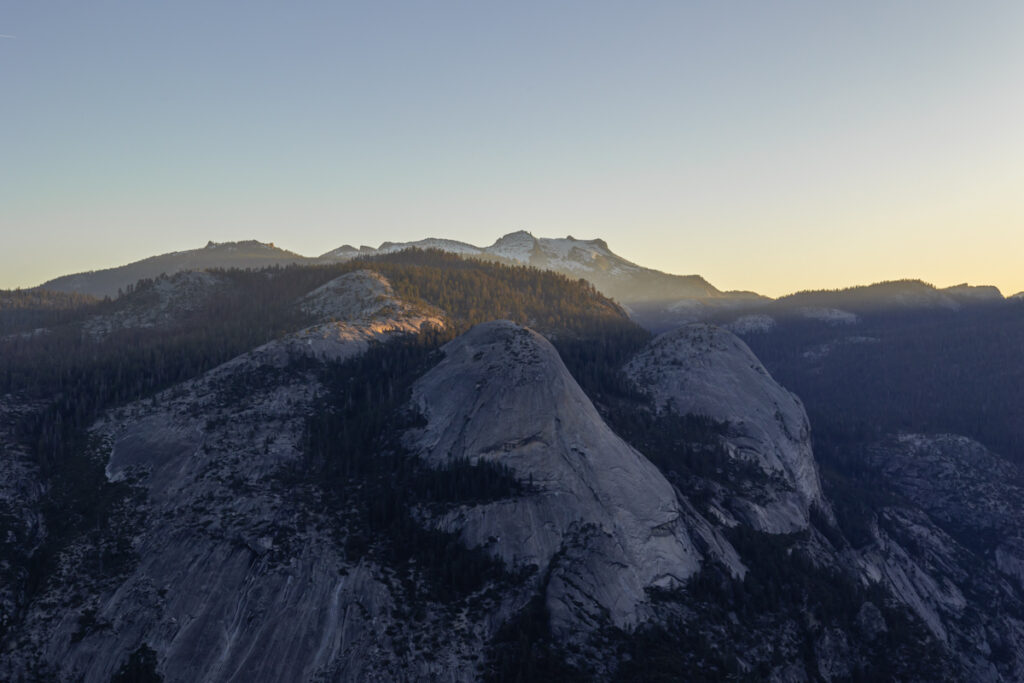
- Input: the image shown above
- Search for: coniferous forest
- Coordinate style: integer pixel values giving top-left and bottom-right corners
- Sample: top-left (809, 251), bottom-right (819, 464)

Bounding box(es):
top-left (2, 250), bottom-right (1024, 680)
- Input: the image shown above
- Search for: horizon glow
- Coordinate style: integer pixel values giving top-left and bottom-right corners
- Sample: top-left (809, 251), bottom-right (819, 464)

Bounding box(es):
top-left (1, 1), bottom-right (1022, 298)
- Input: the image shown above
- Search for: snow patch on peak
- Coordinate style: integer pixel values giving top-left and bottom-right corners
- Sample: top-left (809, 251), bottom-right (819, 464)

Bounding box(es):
top-left (481, 232), bottom-right (631, 274)
top-left (491, 229), bottom-right (535, 244)
top-left (541, 236), bottom-right (618, 261)
top-left (801, 335), bottom-right (879, 362)
top-left (727, 314), bottom-right (776, 334)
top-left (317, 231), bottom-right (731, 310)
top-left (485, 231), bottom-right (539, 263)
top-left (799, 307), bottom-right (859, 325)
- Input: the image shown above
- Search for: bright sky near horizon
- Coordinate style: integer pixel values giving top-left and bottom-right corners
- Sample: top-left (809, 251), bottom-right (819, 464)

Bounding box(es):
top-left (1, 2), bottom-right (1022, 297)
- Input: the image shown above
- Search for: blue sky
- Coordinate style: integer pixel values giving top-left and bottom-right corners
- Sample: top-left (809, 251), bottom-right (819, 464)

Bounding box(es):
top-left (2, 1), bottom-right (1022, 296)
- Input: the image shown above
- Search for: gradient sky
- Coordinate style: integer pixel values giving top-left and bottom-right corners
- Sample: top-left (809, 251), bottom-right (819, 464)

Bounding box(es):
top-left (2, 1), bottom-right (1022, 297)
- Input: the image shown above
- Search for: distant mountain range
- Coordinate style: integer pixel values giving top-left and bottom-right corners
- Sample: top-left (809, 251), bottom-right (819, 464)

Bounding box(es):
top-left (37, 232), bottom-right (747, 304)
top-left (34, 233), bottom-right (1014, 326)
top-left (39, 241), bottom-right (306, 299)
top-left (322, 231), bottom-right (761, 304)
top-left (777, 279), bottom-right (1004, 311)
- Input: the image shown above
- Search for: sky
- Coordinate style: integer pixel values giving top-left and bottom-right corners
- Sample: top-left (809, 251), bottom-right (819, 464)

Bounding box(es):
top-left (2, 1), bottom-right (1022, 297)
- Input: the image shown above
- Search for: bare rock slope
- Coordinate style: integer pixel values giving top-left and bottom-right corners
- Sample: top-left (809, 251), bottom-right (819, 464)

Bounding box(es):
top-left (83, 271), bottom-right (225, 338)
top-left (271, 269), bottom-right (444, 363)
top-left (409, 321), bottom-right (711, 634)
top-left (1, 274), bottom-right (449, 682)
top-left (844, 434), bottom-right (1024, 680)
top-left (1, 311), bottom-right (733, 680)
top-left (625, 323), bottom-right (825, 533)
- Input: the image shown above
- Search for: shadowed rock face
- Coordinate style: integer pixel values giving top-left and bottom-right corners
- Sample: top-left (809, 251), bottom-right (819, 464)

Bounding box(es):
top-left (866, 434), bottom-right (1024, 541)
top-left (0, 399), bottom-right (47, 641)
top-left (864, 433), bottom-right (1024, 608)
top-left (841, 434), bottom-right (1024, 680)
top-left (409, 321), bottom-right (704, 633)
top-left (2, 335), bottom-right (404, 682)
top-left (625, 323), bottom-right (825, 533)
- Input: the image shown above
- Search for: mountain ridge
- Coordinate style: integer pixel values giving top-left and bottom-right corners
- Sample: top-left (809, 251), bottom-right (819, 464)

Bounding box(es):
top-left (3, 250), bottom-right (1024, 679)
top-left (31, 234), bottom-right (1012, 330)
top-left (38, 240), bottom-right (306, 299)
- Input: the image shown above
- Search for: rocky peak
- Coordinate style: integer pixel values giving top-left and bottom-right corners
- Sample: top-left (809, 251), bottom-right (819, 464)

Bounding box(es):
top-left (482, 231), bottom-right (540, 263)
top-left (488, 230), bottom-right (536, 249)
top-left (300, 270), bottom-right (413, 323)
top-left (866, 433), bottom-right (1024, 572)
top-left (320, 244), bottom-right (359, 258)
top-left (250, 270), bottom-right (444, 365)
top-left (625, 323), bottom-right (826, 533)
top-left (408, 320), bottom-right (706, 633)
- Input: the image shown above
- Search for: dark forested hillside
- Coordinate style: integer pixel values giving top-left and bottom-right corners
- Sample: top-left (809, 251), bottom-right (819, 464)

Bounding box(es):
top-left (0, 289), bottom-right (102, 335)
top-left (740, 301), bottom-right (1024, 464)
top-left (0, 289), bottom-right (100, 312)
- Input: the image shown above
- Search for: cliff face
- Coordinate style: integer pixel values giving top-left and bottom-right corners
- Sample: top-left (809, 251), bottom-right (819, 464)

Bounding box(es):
top-left (266, 269), bottom-right (445, 363)
top-left (846, 434), bottom-right (1024, 680)
top-left (408, 321), bottom-right (707, 634)
top-left (0, 399), bottom-right (47, 643)
top-left (0, 320), bottom-right (726, 681)
top-left (1, 275), bottom-right (450, 682)
top-left (625, 323), bottom-right (825, 533)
